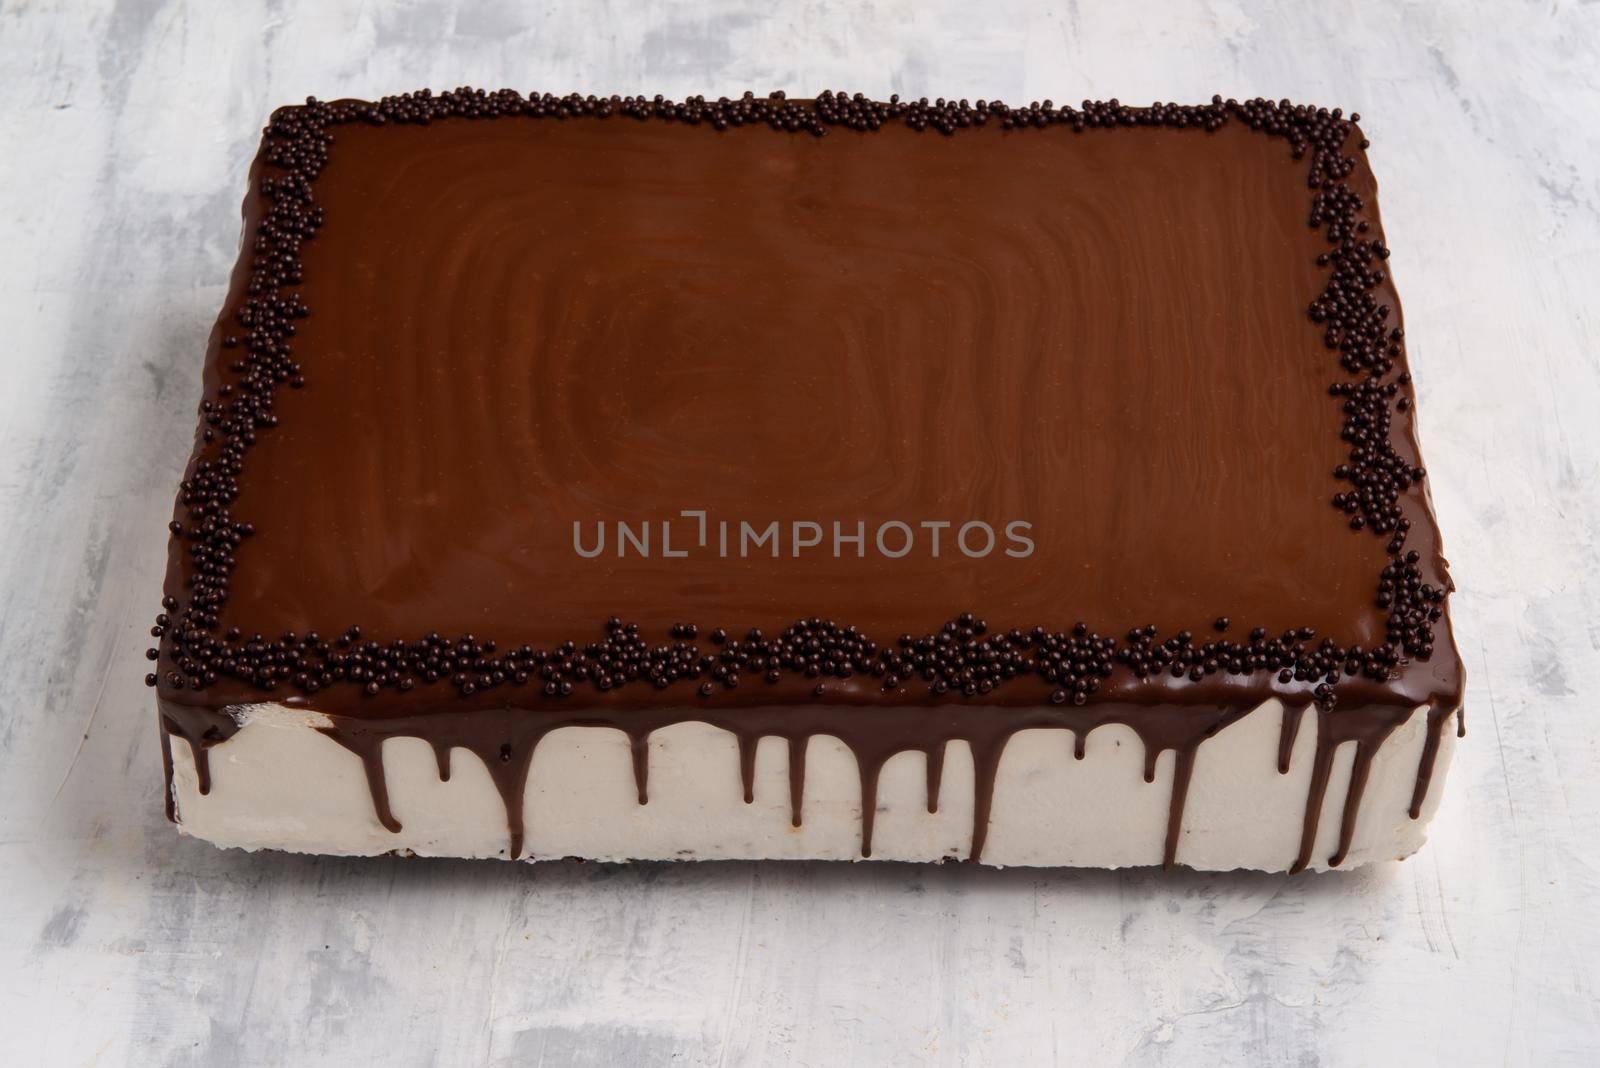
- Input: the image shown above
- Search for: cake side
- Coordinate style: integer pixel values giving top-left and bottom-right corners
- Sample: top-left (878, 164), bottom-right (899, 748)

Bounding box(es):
top-left (151, 92), bottom-right (1463, 872)
top-left (164, 699), bottom-right (1456, 872)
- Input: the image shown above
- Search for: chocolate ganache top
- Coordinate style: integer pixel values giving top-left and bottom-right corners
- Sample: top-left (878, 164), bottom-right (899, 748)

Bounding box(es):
top-left (153, 91), bottom-right (1462, 719)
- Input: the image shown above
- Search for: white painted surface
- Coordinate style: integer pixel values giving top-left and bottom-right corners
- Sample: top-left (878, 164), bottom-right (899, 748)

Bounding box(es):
top-left (1, 0), bottom-right (1596, 1063)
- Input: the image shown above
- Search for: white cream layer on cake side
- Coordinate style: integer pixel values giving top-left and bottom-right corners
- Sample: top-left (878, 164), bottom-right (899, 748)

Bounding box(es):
top-left (167, 700), bottom-right (1455, 872)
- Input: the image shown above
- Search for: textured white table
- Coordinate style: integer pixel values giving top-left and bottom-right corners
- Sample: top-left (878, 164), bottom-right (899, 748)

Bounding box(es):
top-left (3, 1), bottom-right (1597, 1064)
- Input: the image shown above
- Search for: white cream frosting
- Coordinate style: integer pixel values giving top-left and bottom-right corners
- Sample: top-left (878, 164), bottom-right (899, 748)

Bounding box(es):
top-left (168, 699), bottom-right (1453, 872)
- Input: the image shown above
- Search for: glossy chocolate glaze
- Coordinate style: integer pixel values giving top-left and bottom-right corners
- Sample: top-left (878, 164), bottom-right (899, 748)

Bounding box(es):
top-left (157, 93), bottom-right (1463, 870)
top-left (229, 118), bottom-right (1407, 686)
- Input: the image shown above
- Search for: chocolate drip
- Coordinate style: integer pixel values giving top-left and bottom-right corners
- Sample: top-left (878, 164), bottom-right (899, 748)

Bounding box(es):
top-left (322, 729), bottom-right (403, 833)
top-left (1330, 740), bottom-right (1381, 867)
top-left (158, 706), bottom-right (241, 819)
top-left (630, 729), bottom-right (651, 805)
top-left (165, 716), bottom-right (214, 795)
top-left (1289, 703), bottom-right (1414, 872)
top-left (1145, 707), bottom-right (1254, 869)
top-left (1292, 716), bottom-right (1339, 874)
top-left (857, 755), bottom-right (885, 858)
top-left (431, 740), bottom-right (452, 782)
top-left (788, 735), bottom-right (807, 827)
top-left (1409, 705), bottom-right (1456, 819)
top-left (476, 731), bottom-right (544, 860)
top-left (1278, 702), bottom-right (1309, 775)
top-left (1163, 748), bottom-right (1198, 871)
top-left (1073, 732), bottom-right (1087, 761)
top-left (925, 741), bottom-right (945, 814)
top-left (318, 710), bottom-right (552, 859)
top-left (965, 733), bottom-right (1011, 864)
top-left (158, 723), bottom-right (176, 823)
top-left (736, 733), bottom-right (758, 805)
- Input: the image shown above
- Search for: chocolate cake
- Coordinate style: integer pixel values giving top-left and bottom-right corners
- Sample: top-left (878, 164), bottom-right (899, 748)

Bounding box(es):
top-left (151, 90), bottom-right (1463, 871)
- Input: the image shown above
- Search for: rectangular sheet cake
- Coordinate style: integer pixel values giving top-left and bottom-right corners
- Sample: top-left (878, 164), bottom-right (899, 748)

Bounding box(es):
top-left (151, 90), bottom-right (1463, 871)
